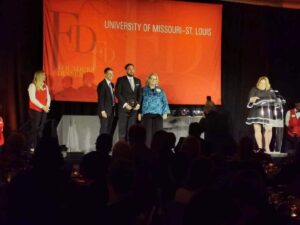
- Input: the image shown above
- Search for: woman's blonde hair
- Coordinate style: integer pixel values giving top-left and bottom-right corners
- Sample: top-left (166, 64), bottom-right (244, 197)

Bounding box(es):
top-left (145, 73), bottom-right (159, 86)
top-left (33, 70), bottom-right (46, 90)
top-left (256, 76), bottom-right (271, 91)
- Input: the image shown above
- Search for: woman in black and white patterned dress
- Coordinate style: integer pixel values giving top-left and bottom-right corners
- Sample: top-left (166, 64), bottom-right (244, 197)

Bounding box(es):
top-left (246, 76), bottom-right (276, 153)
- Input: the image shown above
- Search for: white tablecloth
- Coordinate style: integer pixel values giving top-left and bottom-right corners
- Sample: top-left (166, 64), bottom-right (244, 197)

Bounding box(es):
top-left (57, 115), bottom-right (202, 153)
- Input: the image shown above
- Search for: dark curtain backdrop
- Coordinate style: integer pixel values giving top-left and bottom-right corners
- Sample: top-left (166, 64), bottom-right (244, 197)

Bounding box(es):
top-left (0, 0), bottom-right (299, 141)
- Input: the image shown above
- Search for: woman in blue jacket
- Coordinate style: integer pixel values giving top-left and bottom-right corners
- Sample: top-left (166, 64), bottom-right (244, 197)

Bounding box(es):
top-left (141, 73), bottom-right (170, 147)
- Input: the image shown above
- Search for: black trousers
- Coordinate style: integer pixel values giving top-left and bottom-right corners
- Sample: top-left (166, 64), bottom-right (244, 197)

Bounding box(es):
top-left (28, 109), bottom-right (47, 148)
top-left (142, 114), bottom-right (163, 147)
top-left (118, 109), bottom-right (138, 141)
top-left (99, 110), bottom-right (115, 136)
top-left (285, 134), bottom-right (300, 155)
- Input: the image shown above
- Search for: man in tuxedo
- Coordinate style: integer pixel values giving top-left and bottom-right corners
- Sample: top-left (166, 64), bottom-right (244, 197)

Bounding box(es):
top-left (115, 63), bottom-right (142, 141)
top-left (97, 67), bottom-right (115, 135)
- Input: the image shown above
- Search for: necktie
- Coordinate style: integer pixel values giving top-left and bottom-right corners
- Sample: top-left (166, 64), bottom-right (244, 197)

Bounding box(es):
top-left (129, 78), bottom-right (134, 91)
top-left (109, 83), bottom-right (114, 106)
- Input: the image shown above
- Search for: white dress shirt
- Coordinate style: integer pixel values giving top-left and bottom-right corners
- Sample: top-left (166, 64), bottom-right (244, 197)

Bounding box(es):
top-left (127, 76), bottom-right (135, 91)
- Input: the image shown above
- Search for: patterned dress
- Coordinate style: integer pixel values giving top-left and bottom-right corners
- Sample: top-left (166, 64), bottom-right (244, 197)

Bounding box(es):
top-left (246, 87), bottom-right (277, 125)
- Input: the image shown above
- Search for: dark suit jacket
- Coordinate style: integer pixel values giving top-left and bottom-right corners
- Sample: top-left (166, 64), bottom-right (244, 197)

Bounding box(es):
top-left (97, 79), bottom-right (114, 116)
top-left (115, 76), bottom-right (142, 111)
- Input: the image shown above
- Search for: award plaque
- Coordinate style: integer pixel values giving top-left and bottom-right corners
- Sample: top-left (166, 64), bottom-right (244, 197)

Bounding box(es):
top-left (129, 99), bottom-right (137, 108)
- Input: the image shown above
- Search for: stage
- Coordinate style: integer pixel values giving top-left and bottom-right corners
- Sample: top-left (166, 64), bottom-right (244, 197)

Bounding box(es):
top-left (57, 115), bottom-right (202, 153)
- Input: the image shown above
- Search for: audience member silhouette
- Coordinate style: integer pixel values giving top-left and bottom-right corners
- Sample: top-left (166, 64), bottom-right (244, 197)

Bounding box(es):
top-left (173, 136), bottom-right (201, 188)
top-left (67, 150), bottom-right (109, 225)
top-left (128, 124), bottom-right (156, 214)
top-left (226, 169), bottom-right (283, 225)
top-left (183, 188), bottom-right (239, 225)
top-left (188, 122), bottom-right (201, 138)
top-left (1, 115), bottom-right (298, 225)
top-left (6, 137), bottom-right (68, 225)
top-left (199, 102), bottom-right (233, 157)
top-left (112, 140), bottom-right (132, 162)
top-left (106, 159), bottom-right (138, 225)
top-left (95, 133), bottom-right (112, 165)
top-left (151, 130), bottom-right (176, 206)
top-left (175, 157), bottom-right (215, 204)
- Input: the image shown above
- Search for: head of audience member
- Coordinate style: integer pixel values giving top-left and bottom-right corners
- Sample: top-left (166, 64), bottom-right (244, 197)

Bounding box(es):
top-left (188, 122), bottom-right (201, 138)
top-left (104, 67), bottom-right (114, 82)
top-left (107, 159), bottom-right (135, 197)
top-left (96, 133), bottom-right (112, 155)
top-left (145, 73), bottom-right (159, 88)
top-left (128, 124), bottom-right (146, 147)
top-left (4, 131), bottom-right (26, 156)
top-left (151, 130), bottom-right (173, 162)
top-left (180, 136), bottom-right (201, 160)
top-left (151, 130), bottom-right (168, 149)
top-left (80, 151), bottom-right (108, 181)
top-left (32, 137), bottom-right (64, 171)
top-left (125, 63), bottom-right (135, 77)
top-left (112, 140), bottom-right (132, 161)
top-left (256, 76), bottom-right (271, 91)
top-left (203, 100), bottom-right (217, 115)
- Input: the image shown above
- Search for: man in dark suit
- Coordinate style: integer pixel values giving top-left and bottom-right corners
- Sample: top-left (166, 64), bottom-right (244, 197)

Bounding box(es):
top-left (97, 67), bottom-right (115, 135)
top-left (115, 63), bottom-right (142, 141)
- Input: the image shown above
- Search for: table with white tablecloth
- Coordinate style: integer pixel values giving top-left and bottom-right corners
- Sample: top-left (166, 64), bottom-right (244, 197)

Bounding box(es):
top-left (57, 115), bottom-right (202, 153)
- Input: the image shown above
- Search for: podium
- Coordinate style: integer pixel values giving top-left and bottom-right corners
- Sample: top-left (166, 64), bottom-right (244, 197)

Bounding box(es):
top-left (272, 97), bottom-right (285, 153)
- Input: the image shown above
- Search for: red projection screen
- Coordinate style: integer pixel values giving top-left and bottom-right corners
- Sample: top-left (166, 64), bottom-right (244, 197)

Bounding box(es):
top-left (43, 0), bottom-right (222, 104)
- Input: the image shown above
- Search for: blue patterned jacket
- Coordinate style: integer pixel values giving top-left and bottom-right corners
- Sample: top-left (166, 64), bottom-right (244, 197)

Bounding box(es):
top-left (141, 86), bottom-right (170, 115)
